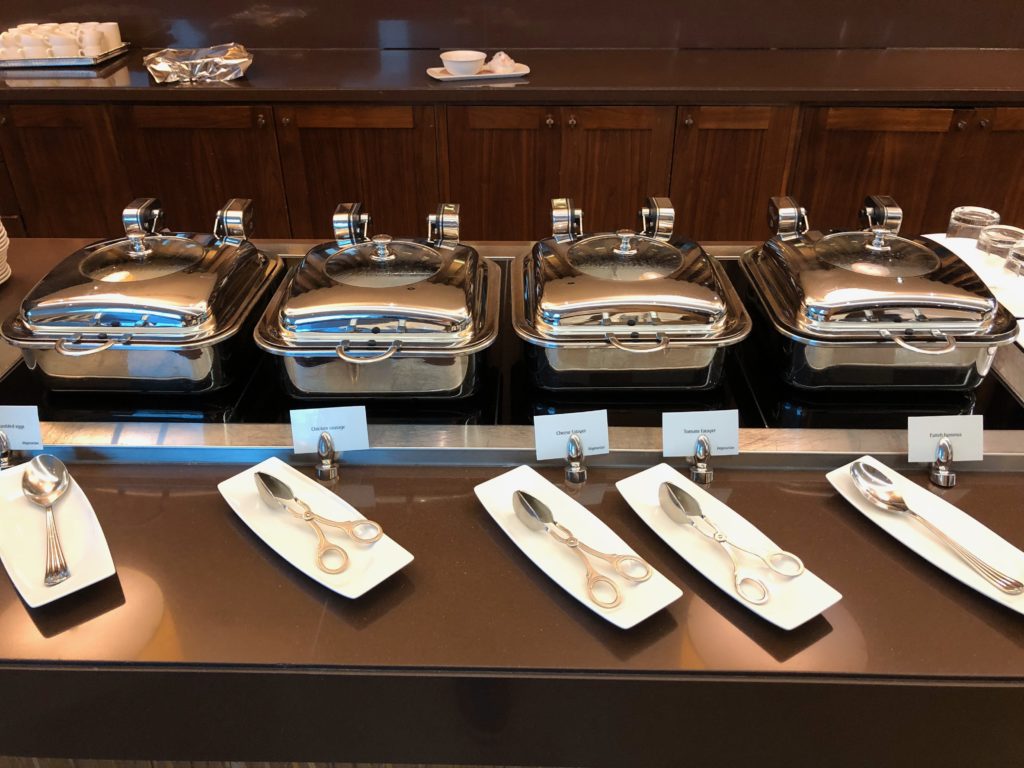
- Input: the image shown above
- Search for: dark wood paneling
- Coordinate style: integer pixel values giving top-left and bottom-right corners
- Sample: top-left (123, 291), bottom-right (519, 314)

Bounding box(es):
top-left (671, 106), bottom-right (798, 240)
top-left (445, 106), bottom-right (561, 241)
top-left (0, 216), bottom-right (25, 238)
top-left (790, 107), bottom-right (953, 234)
top-left (276, 105), bottom-right (440, 239)
top-left (113, 105), bottom-right (291, 237)
top-left (0, 105), bottom-right (130, 237)
top-left (559, 106), bottom-right (676, 233)
top-left (924, 107), bottom-right (1024, 232)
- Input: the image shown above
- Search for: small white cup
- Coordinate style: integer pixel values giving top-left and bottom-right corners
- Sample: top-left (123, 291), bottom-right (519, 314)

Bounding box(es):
top-left (44, 31), bottom-right (77, 45)
top-left (57, 22), bottom-right (80, 34)
top-left (439, 50), bottom-right (487, 76)
top-left (50, 40), bottom-right (82, 58)
top-left (38, 22), bottom-right (59, 31)
top-left (0, 30), bottom-right (18, 47)
top-left (98, 22), bottom-right (121, 49)
top-left (22, 44), bottom-right (51, 59)
top-left (77, 27), bottom-right (103, 49)
top-left (15, 23), bottom-right (39, 30)
top-left (0, 47), bottom-right (23, 60)
top-left (18, 31), bottom-right (46, 45)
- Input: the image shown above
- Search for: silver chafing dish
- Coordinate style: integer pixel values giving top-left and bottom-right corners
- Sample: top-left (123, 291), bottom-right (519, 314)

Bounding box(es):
top-left (254, 203), bottom-right (499, 398)
top-left (739, 195), bottom-right (1020, 390)
top-left (1, 198), bottom-right (281, 393)
top-left (512, 197), bottom-right (751, 390)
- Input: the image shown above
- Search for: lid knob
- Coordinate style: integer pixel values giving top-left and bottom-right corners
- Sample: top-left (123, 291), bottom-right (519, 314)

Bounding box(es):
top-left (613, 229), bottom-right (638, 256)
top-left (371, 234), bottom-right (396, 261)
top-left (122, 198), bottom-right (164, 258)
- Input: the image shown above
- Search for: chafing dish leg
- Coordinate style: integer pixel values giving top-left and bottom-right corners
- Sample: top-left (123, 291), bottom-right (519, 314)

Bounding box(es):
top-left (690, 434), bottom-right (714, 486)
top-left (315, 431), bottom-right (339, 483)
top-left (930, 437), bottom-right (957, 488)
top-left (565, 432), bottom-right (588, 486)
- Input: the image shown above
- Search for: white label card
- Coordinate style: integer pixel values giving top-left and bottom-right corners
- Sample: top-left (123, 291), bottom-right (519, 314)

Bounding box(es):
top-left (289, 406), bottom-right (370, 455)
top-left (662, 409), bottom-right (740, 457)
top-left (907, 415), bottom-right (983, 463)
top-left (0, 405), bottom-right (43, 450)
top-left (534, 409), bottom-right (609, 461)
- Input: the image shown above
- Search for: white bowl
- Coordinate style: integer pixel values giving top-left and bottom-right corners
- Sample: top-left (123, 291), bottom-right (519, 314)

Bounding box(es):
top-left (440, 50), bottom-right (486, 76)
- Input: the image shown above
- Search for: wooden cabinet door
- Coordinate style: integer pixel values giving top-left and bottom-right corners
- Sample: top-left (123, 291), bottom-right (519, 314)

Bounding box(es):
top-left (445, 106), bottom-right (561, 241)
top-left (558, 107), bottom-right (676, 233)
top-left (276, 105), bottom-right (440, 239)
top-left (113, 105), bottom-right (291, 237)
top-left (670, 106), bottom-right (797, 241)
top-left (924, 107), bottom-right (1024, 232)
top-left (0, 104), bottom-right (130, 236)
top-left (790, 107), bottom-right (955, 235)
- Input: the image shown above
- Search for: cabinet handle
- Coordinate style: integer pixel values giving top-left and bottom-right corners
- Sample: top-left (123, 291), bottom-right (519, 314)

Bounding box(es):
top-left (568, 114), bottom-right (578, 128)
top-left (956, 119), bottom-right (968, 131)
top-left (0, 115), bottom-right (6, 127)
top-left (545, 114), bottom-right (555, 128)
top-left (281, 116), bottom-right (292, 127)
top-left (255, 113), bottom-right (266, 128)
top-left (979, 119), bottom-right (991, 130)
top-left (684, 115), bottom-right (694, 128)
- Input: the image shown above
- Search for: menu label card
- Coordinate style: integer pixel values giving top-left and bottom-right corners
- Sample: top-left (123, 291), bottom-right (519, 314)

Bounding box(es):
top-left (662, 409), bottom-right (740, 457)
top-left (289, 405), bottom-right (370, 455)
top-left (534, 409), bottom-right (609, 461)
top-left (908, 415), bottom-right (983, 462)
top-left (0, 405), bottom-right (43, 450)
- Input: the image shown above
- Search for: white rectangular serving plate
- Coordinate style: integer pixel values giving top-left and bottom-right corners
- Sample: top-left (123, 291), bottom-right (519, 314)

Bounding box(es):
top-left (827, 455), bottom-right (1024, 615)
top-left (617, 464), bottom-right (842, 630)
top-left (218, 457), bottom-right (413, 599)
top-left (0, 463), bottom-right (116, 608)
top-left (474, 465), bottom-right (682, 629)
top-left (427, 63), bottom-right (530, 81)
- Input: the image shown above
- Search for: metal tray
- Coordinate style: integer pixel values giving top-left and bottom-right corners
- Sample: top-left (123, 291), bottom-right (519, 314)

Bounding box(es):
top-left (0, 43), bottom-right (130, 69)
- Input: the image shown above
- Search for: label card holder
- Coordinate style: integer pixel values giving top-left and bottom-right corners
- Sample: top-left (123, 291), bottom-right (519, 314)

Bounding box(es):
top-left (534, 410), bottom-right (609, 461)
top-left (0, 405), bottom-right (43, 450)
top-left (908, 415), bottom-right (983, 463)
top-left (662, 409), bottom-right (740, 457)
top-left (290, 406), bottom-right (370, 455)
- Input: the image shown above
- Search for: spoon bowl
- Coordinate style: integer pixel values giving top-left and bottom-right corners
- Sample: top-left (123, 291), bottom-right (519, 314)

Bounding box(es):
top-left (512, 490), bottom-right (553, 532)
top-left (254, 471), bottom-right (300, 512)
top-left (21, 454), bottom-right (72, 586)
top-left (658, 481), bottom-right (702, 525)
top-left (849, 461), bottom-right (908, 512)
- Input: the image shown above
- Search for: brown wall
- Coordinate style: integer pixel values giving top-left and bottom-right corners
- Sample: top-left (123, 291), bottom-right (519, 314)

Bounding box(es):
top-left (1, 0), bottom-right (1023, 51)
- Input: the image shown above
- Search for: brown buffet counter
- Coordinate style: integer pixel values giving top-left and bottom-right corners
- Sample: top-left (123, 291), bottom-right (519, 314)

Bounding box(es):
top-left (4, 48), bottom-right (1024, 105)
top-left (0, 238), bottom-right (1022, 767)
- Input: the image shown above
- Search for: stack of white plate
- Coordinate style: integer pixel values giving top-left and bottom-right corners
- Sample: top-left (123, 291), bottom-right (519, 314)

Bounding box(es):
top-left (0, 220), bottom-right (9, 285)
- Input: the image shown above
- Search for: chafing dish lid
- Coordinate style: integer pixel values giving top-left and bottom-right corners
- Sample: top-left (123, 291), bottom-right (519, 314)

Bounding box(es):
top-left (746, 196), bottom-right (1009, 337)
top-left (275, 203), bottom-right (485, 349)
top-left (527, 199), bottom-right (738, 340)
top-left (17, 198), bottom-right (270, 340)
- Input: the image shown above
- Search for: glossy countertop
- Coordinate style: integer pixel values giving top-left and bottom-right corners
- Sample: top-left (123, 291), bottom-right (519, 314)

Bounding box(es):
top-left (4, 47), bottom-right (1024, 104)
top-left (1, 461), bottom-right (1022, 678)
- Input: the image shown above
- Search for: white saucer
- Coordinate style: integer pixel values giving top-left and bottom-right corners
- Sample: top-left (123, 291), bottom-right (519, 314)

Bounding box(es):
top-left (427, 62), bottom-right (530, 81)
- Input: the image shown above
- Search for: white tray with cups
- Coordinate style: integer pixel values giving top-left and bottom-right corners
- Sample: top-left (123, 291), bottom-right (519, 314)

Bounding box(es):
top-left (0, 21), bottom-right (128, 67)
top-left (427, 50), bottom-right (529, 81)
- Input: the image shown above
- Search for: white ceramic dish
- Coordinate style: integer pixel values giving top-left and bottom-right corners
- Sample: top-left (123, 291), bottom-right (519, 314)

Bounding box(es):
top-left (218, 457), bottom-right (413, 598)
top-left (827, 455), bottom-right (1024, 615)
top-left (616, 464), bottom-right (841, 630)
top-left (474, 465), bottom-right (682, 629)
top-left (438, 49), bottom-right (486, 76)
top-left (0, 462), bottom-right (116, 608)
top-left (926, 234), bottom-right (1024, 318)
top-left (427, 62), bottom-right (530, 81)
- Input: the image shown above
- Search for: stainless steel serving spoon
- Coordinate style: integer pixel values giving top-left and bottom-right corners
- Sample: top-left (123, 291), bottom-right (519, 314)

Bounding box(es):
top-left (254, 472), bottom-right (383, 575)
top-left (21, 454), bottom-right (72, 586)
top-left (658, 481), bottom-right (804, 605)
top-left (850, 461), bottom-right (1023, 595)
top-left (512, 490), bottom-right (651, 609)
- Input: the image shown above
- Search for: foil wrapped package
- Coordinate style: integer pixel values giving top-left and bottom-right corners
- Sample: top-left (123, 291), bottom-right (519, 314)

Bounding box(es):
top-left (144, 43), bottom-right (252, 84)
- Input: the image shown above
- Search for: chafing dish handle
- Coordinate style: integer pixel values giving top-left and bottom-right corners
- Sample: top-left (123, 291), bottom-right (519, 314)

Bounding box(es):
top-left (606, 334), bottom-right (670, 354)
top-left (552, 198), bottom-right (583, 242)
top-left (861, 195), bottom-right (903, 234)
top-left (335, 340), bottom-right (401, 364)
top-left (882, 330), bottom-right (958, 356)
top-left (215, 199), bottom-right (255, 241)
top-left (429, 203), bottom-right (461, 247)
top-left (53, 336), bottom-right (126, 357)
top-left (333, 203), bottom-right (370, 246)
top-left (640, 197), bottom-right (675, 241)
top-left (769, 197), bottom-right (809, 240)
